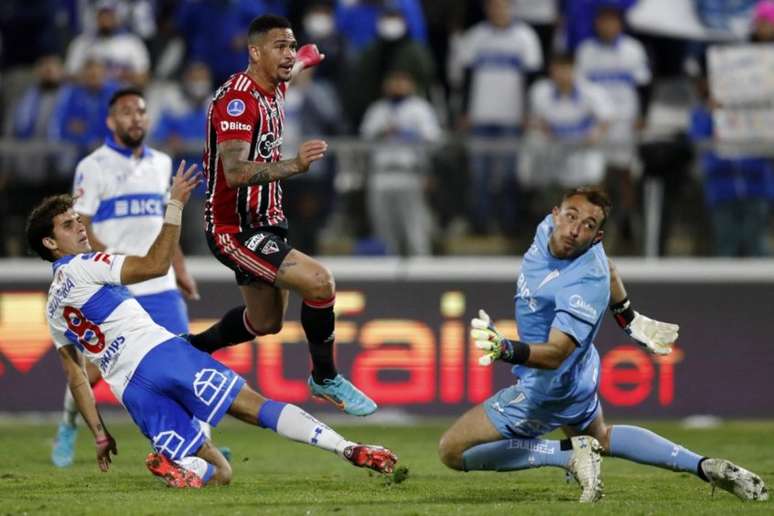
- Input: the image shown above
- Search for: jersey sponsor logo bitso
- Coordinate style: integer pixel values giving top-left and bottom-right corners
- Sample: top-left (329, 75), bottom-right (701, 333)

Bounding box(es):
top-left (226, 98), bottom-right (246, 116)
top-left (220, 120), bottom-right (252, 132)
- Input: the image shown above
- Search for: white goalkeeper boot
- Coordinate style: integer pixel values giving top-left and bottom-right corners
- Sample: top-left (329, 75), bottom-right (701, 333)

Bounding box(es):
top-left (567, 436), bottom-right (603, 503)
top-left (701, 458), bottom-right (769, 501)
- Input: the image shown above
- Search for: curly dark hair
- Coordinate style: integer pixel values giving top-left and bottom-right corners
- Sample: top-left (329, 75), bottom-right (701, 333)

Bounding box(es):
top-left (26, 194), bottom-right (74, 262)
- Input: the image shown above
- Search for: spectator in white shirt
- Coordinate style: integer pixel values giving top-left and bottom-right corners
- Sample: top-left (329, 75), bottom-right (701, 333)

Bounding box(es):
top-left (453, 0), bottom-right (542, 235)
top-left (360, 69), bottom-right (442, 256)
top-left (65, 0), bottom-right (151, 88)
top-left (575, 6), bottom-right (651, 252)
top-left (527, 52), bottom-right (612, 189)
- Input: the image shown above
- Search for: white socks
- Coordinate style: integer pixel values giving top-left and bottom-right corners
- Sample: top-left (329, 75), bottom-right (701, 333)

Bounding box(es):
top-left (258, 400), bottom-right (353, 456)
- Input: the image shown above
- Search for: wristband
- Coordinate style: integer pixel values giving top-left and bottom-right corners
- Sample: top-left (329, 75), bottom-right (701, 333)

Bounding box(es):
top-left (610, 297), bottom-right (635, 328)
top-left (164, 200), bottom-right (183, 225)
top-left (95, 436), bottom-right (110, 445)
top-left (500, 339), bottom-right (531, 365)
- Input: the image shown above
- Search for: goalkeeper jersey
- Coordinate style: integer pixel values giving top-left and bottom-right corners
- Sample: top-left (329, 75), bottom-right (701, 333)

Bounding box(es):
top-left (512, 214), bottom-right (610, 404)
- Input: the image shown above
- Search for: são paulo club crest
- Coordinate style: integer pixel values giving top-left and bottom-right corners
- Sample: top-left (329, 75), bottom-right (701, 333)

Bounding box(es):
top-left (227, 98), bottom-right (245, 117)
top-left (258, 132), bottom-right (283, 159)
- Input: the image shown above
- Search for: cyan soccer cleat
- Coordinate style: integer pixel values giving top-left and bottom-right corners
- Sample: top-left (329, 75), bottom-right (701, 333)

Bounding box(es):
top-left (308, 374), bottom-right (377, 416)
top-left (51, 422), bottom-right (78, 468)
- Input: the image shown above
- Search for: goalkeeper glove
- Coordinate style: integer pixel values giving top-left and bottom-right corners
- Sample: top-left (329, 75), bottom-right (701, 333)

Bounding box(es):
top-left (471, 309), bottom-right (529, 365)
top-left (611, 298), bottom-right (678, 355)
top-left (626, 312), bottom-right (679, 355)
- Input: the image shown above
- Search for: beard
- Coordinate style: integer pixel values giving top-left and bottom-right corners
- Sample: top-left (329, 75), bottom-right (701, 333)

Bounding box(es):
top-left (117, 128), bottom-right (146, 149)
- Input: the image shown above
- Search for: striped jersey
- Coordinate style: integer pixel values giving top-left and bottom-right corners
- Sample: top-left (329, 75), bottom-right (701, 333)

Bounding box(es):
top-left (529, 79), bottom-right (612, 141)
top-left (72, 137), bottom-right (176, 297)
top-left (46, 252), bottom-right (175, 400)
top-left (203, 72), bottom-right (288, 234)
top-left (575, 35), bottom-right (650, 123)
top-left (456, 21), bottom-right (542, 126)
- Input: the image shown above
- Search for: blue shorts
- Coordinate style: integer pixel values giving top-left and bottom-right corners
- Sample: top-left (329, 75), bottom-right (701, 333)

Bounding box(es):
top-left (484, 382), bottom-right (600, 439)
top-left (135, 289), bottom-right (189, 335)
top-left (122, 338), bottom-right (245, 460)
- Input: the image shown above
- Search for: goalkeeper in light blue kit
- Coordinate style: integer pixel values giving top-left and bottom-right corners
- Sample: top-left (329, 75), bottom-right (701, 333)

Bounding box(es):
top-left (438, 187), bottom-right (767, 503)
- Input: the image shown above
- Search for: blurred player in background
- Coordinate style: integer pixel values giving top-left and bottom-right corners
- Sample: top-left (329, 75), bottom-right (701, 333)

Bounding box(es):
top-left (51, 87), bottom-right (199, 467)
top-left (26, 166), bottom-right (397, 488)
top-left (438, 187), bottom-right (768, 503)
top-left (198, 15), bottom-right (376, 416)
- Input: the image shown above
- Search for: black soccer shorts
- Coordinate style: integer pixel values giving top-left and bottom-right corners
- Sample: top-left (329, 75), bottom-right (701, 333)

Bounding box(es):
top-left (206, 227), bottom-right (293, 286)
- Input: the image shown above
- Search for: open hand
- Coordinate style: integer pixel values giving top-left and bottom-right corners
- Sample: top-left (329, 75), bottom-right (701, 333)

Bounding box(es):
top-left (296, 139), bottom-right (328, 172)
top-left (626, 312), bottom-right (679, 355)
top-left (95, 434), bottom-right (118, 472)
top-left (170, 160), bottom-right (201, 205)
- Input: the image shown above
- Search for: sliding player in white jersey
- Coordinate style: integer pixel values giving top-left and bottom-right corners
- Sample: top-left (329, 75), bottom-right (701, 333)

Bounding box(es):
top-left (27, 163), bottom-right (397, 487)
top-left (52, 87), bottom-right (200, 467)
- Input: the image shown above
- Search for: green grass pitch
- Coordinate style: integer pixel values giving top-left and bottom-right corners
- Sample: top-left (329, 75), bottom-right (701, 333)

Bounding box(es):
top-left (1, 418), bottom-right (771, 515)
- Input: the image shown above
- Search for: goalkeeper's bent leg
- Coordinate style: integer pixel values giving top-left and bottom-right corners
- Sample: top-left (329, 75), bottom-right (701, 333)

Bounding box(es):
top-left (462, 438), bottom-right (574, 471)
top-left (608, 425), bottom-right (707, 478)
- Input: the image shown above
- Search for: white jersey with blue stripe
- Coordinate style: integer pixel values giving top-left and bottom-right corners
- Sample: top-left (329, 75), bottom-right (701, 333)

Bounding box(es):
top-left (513, 214), bottom-right (610, 404)
top-left (575, 35), bottom-right (650, 123)
top-left (529, 79), bottom-right (612, 141)
top-left (46, 252), bottom-right (175, 399)
top-left (72, 139), bottom-right (175, 297)
top-left (458, 21), bottom-right (542, 125)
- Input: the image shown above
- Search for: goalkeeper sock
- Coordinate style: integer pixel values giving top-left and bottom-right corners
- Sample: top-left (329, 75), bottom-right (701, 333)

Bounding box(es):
top-left (257, 399), bottom-right (352, 456)
top-left (62, 388), bottom-right (78, 427)
top-left (609, 425), bottom-right (702, 474)
top-left (462, 438), bottom-right (573, 471)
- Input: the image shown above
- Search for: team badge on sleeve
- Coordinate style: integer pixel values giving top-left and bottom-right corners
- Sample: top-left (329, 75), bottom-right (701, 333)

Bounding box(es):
top-left (227, 99), bottom-right (246, 117)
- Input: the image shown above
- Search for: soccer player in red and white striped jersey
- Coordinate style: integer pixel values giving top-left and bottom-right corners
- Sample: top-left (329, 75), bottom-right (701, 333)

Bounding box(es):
top-left (197, 15), bottom-right (376, 416)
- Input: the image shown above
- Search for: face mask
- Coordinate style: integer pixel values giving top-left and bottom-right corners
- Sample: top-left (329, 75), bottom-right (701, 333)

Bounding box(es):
top-left (39, 79), bottom-right (61, 91)
top-left (303, 13), bottom-right (334, 38)
top-left (388, 92), bottom-right (409, 103)
top-left (185, 80), bottom-right (212, 100)
top-left (378, 17), bottom-right (407, 41)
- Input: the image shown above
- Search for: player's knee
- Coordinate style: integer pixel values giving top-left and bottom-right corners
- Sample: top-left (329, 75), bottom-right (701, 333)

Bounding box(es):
top-left (212, 461), bottom-right (233, 485)
top-left (437, 434), bottom-right (464, 471)
top-left (305, 266), bottom-right (335, 301)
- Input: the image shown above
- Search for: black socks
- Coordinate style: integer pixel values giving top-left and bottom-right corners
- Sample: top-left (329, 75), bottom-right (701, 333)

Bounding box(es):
top-left (302, 297), bottom-right (337, 384)
top-left (189, 306), bottom-right (255, 354)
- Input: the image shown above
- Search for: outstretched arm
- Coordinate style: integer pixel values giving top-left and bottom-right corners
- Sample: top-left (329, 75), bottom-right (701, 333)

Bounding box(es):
top-left (608, 259), bottom-right (679, 355)
top-left (120, 161), bottom-right (200, 285)
top-left (58, 346), bottom-right (117, 471)
top-left (471, 310), bottom-right (575, 370)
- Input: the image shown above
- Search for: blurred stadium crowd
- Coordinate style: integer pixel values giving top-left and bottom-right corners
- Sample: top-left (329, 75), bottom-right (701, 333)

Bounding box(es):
top-left (1, 0), bottom-right (773, 258)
